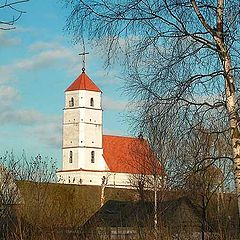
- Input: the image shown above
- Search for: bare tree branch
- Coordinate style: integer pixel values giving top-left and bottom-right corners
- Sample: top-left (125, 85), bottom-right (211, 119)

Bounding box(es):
top-left (0, 0), bottom-right (29, 30)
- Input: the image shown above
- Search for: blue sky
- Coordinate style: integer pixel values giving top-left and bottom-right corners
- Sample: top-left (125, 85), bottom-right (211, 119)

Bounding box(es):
top-left (0, 0), bottom-right (130, 167)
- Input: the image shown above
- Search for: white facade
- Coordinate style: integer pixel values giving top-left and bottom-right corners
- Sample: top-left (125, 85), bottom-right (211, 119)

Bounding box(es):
top-left (61, 89), bottom-right (108, 172)
top-left (57, 170), bottom-right (133, 188)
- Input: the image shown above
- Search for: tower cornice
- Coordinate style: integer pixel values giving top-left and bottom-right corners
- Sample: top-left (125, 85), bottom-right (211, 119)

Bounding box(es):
top-left (63, 106), bottom-right (103, 111)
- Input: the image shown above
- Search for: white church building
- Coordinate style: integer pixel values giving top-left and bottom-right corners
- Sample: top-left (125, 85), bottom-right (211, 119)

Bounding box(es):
top-left (57, 69), bottom-right (162, 188)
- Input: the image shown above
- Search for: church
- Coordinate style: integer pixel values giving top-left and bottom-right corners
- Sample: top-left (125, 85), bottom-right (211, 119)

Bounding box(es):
top-left (57, 68), bottom-right (162, 188)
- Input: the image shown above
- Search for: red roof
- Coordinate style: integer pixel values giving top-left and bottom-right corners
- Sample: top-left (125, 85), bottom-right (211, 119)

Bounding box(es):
top-left (65, 72), bottom-right (101, 92)
top-left (103, 135), bottom-right (162, 175)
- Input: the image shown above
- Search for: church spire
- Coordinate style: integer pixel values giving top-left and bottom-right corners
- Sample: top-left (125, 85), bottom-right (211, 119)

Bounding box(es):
top-left (79, 50), bottom-right (89, 73)
top-left (66, 50), bottom-right (101, 92)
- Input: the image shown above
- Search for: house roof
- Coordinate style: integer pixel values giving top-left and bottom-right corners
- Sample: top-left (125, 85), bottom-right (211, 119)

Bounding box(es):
top-left (65, 72), bottom-right (101, 92)
top-left (85, 197), bottom-right (203, 228)
top-left (102, 135), bottom-right (162, 175)
top-left (86, 197), bottom-right (216, 229)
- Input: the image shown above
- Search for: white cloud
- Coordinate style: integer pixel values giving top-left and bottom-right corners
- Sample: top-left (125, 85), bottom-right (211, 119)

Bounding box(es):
top-left (0, 32), bottom-right (21, 47)
top-left (0, 43), bottom-right (79, 83)
top-left (0, 103), bottom-right (62, 148)
top-left (28, 41), bottom-right (63, 52)
top-left (0, 86), bottom-right (20, 108)
top-left (0, 66), bottom-right (16, 83)
top-left (0, 38), bottom-right (123, 86)
top-left (30, 121), bottom-right (62, 149)
top-left (0, 87), bottom-right (59, 128)
top-left (15, 48), bottom-right (73, 71)
top-left (0, 109), bottom-right (44, 125)
top-left (14, 25), bottom-right (50, 35)
top-left (103, 96), bottom-right (127, 111)
top-left (0, 85), bottom-right (39, 126)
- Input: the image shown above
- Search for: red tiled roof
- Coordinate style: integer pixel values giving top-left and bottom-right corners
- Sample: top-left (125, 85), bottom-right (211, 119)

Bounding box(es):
top-left (65, 72), bottom-right (101, 92)
top-left (103, 135), bottom-right (162, 175)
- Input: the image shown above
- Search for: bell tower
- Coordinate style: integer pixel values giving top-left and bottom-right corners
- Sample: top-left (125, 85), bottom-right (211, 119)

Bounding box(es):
top-left (62, 70), bottom-right (107, 171)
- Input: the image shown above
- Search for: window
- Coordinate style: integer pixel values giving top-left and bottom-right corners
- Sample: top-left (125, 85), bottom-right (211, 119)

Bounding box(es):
top-left (69, 97), bottom-right (74, 107)
top-left (69, 151), bottom-right (73, 163)
top-left (91, 151), bottom-right (95, 163)
top-left (90, 97), bottom-right (94, 107)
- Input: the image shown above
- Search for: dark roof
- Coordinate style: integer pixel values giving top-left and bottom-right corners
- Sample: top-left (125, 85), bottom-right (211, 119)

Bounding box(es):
top-left (86, 197), bottom-right (203, 228)
top-left (86, 195), bottom-right (239, 233)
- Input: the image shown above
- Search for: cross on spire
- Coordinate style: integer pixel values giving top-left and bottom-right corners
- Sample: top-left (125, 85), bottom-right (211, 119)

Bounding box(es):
top-left (79, 51), bottom-right (89, 73)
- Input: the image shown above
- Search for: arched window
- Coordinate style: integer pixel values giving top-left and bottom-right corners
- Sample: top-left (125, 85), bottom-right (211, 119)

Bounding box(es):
top-left (91, 151), bottom-right (95, 163)
top-left (90, 97), bottom-right (94, 107)
top-left (69, 97), bottom-right (74, 107)
top-left (69, 151), bottom-right (73, 163)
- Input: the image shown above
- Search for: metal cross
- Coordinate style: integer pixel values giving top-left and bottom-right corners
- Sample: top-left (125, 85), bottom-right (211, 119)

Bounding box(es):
top-left (79, 51), bottom-right (89, 73)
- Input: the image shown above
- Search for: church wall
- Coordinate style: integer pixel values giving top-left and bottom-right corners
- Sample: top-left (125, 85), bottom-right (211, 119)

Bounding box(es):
top-left (65, 91), bottom-right (80, 108)
top-left (57, 170), bottom-right (135, 188)
top-left (65, 90), bottom-right (102, 109)
top-left (62, 124), bottom-right (80, 147)
top-left (108, 173), bottom-right (132, 188)
top-left (79, 148), bottom-right (106, 170)
top-left (63, 111), bottom-right (102, 148)
top-left (63, 108), bottom-right (80, 124)
top-left (62, 148), bottom-right (79, 170)
top-left (80, 91), bottom-right (102, 109)
top-left (62, 148), bottom-right (106, 171)
top-left (57, 169), bottom-right (163, 189)
top-left (80, 108), bottom-right (102, 125)
top-left (80, 124), bottom-right (102, 148)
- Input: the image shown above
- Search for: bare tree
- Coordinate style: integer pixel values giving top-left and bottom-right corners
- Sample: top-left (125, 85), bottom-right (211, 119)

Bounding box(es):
top-left (0, 164), bottom-right (23, 240)
top-left (0, 151), bottom-right (57, 183)
top-left (0, 151), bottom-right (58, 238)
top-left (63, 0), bottom-right (240, 219)
top-left (0, 0), bottom-right (29, 30)
top-left (127, 134), bottom-right (167, 236)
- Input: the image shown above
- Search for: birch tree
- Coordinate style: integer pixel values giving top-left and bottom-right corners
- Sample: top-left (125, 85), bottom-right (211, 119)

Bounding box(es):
top-left (63, 0), bottom-right (240, 219)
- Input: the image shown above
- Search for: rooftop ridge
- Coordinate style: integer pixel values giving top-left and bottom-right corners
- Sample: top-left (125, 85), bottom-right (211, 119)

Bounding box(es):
top-left (103, 134), bottom-right (141, 140)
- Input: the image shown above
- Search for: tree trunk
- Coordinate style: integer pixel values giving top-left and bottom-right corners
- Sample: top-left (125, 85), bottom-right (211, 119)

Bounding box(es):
top-left (225, 81), bottom-right (240, 221)
top-left (211, 0), bottom-right (240, 220)
top-left (220, 48), bottom-right (240, 221)
top-left (201, 195), bottom-right (206, 240)
top-left (154, 175), bottom-right (158, 231)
